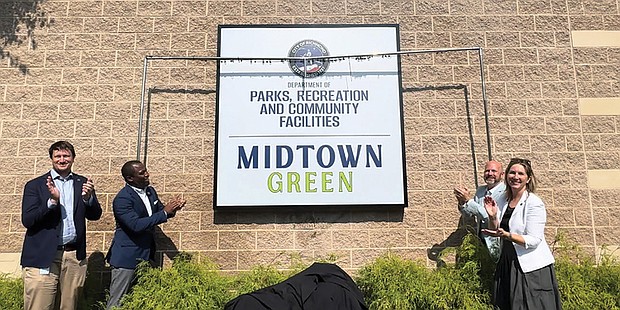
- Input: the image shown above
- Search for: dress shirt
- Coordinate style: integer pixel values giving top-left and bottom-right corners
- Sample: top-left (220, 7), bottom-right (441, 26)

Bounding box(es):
top-left (48, 169), bottom-right (77, 245)
top-left (129, 185), bottom-right (152, 216)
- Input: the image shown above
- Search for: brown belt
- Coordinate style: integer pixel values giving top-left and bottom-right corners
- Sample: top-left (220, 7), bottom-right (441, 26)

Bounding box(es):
top-left (57, 243), bottom-right (78, 251)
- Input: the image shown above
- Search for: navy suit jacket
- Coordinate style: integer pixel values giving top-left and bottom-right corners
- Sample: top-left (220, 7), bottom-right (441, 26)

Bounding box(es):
top-left (21, 172), bottom-right (102, 268)
top-left (106, 185), bottom-right (169, 269)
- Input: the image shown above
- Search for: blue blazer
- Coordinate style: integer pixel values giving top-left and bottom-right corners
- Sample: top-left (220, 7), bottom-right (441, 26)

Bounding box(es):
top-left (21, 172), bottom-right (102, 268)
top-left (106, 185), bottom-right (169, 269)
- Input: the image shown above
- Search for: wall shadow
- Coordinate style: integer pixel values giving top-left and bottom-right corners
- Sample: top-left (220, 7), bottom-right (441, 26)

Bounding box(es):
top-left (153, 226), bottom-right (180, 267)
top-left (402, 84), bottom-right (480, 188)
top-left (0, 0), bottom-right (51, 73)
top-left (427, 216), bottom-right (477, 267)
top-left (213, 206), bottom-right (405, 226)
top-left (79, 228), bottom-right (180, 309)
top-left (141, 87), bottom-right (216, 164)
top-left (80, 251), bottom-right (110, 310)
top-left (142, 84), bottom-right (480, 265)
top-left (402, 84), bottom-right (481, 266)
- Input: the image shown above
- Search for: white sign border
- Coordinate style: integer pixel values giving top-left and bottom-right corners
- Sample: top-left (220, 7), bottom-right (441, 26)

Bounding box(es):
top-left (214, 24), bottom-right (408, 209)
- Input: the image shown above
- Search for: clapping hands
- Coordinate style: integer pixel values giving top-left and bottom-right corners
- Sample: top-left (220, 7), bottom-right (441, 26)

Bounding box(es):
top-left (46, 176), bottom-right (60, 203)
top-left (82, 178), bottom-right (95, 200)
top-left (163, 195), bottom-right (186, 215)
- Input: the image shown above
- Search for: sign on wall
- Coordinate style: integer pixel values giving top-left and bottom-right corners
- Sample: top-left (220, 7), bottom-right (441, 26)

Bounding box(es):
top-left (215, 24), bottom-right (406, 208)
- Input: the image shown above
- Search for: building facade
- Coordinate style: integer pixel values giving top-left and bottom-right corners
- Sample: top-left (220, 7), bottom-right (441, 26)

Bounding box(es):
top-left (1, 0), bottom-right (619, 275)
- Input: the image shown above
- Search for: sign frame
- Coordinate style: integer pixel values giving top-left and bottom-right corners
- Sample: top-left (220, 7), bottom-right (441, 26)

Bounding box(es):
top-left (214, 24), bottom-right (408, 209)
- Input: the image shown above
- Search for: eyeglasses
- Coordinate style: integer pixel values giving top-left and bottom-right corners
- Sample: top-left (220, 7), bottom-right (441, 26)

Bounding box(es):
top-left (509, 158), bottom-right (531, 167)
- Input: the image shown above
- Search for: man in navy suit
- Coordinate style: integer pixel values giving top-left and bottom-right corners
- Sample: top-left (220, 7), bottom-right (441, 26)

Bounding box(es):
top-left (21, 141), bottom-right (102, 310)
top-left (105, 160), bottom-right (185, 309)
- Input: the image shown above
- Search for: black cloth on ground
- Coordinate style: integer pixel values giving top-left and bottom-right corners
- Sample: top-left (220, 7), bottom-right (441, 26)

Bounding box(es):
top-left (224, 262), bottom-right (368, 310)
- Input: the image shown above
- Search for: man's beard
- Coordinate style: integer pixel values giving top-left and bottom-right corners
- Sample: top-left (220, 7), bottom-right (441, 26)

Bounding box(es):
top-left (485, 177), bottom-right (498, 186)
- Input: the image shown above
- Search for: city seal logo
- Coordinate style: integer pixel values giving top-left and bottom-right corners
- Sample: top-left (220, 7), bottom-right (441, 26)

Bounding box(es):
top-left (288, 40), bottom-right (330, 78)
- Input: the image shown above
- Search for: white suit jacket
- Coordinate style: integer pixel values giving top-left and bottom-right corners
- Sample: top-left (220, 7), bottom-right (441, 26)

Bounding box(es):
top-left (497, 191), bottom-right (555, 273)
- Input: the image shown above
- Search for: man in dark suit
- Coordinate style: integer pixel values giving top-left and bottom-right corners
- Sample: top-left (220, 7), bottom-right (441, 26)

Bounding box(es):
top-left (21, 140), bottom-right (102, 310)
top-left (105, 160), bottom-right (185, 309)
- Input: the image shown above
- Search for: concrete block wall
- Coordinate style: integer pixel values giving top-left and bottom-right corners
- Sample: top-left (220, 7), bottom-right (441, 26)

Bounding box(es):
top-left (1, 0), bottom-right (619, 276)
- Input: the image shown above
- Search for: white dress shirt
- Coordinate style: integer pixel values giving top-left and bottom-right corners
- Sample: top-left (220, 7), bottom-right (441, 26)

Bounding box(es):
top-left (129, 185), bottom-right (152, 216)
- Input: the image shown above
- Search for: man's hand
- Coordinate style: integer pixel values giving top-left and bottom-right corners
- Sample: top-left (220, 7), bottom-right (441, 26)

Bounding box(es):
top-left (453, 186), bottom-right (471, 205)
top-left (163, 195), bottom-right (186, 215)
top-left (82, 178), bottom-right (95, 200)
top-left (46, 176), bottom-right (60, 204)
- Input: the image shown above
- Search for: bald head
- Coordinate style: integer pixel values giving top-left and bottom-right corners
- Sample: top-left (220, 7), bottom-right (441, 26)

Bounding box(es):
top-left (483, 160), bottom-right (503, 189)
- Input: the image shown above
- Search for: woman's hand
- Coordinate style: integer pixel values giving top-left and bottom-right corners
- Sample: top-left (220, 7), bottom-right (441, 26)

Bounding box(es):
top-left (482, 227), bottom-right (507, 237)
top-left (483, 196), bottom-right (498, 218)
top-left (483, 196), bottom-right (500, 229)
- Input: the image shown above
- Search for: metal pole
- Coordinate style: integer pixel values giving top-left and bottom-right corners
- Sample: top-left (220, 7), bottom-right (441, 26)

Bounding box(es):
top-left (478, 48), bottom-right (492, 160)
top-left (137, 47), bottom-right (491, 166)
top-left (145, 47), bottom-right (482, 62)
top-left (137, 56), bottom-right (149, 161)
top-left (143, 88), bottom-right (152, 165)
top-left (463, 85), bottom-right (479, 189)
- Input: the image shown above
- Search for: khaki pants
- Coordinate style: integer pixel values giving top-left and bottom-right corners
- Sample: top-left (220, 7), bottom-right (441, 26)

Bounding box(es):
top-left (23, 250), bottom-right (87, 310)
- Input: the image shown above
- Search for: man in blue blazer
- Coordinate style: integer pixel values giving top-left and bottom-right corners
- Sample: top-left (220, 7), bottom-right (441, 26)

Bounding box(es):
top-left (105, 160), bottom-right (185, 309)
top-left (21, 141), bottom-right (102, 310)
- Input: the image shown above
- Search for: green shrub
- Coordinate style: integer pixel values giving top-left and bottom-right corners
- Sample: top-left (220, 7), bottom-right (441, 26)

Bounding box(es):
top-left (550, 232), bottom-right (620, 310)
top-left (117, 253), bottom-right (298, 310)
top-left (0, 274), bottom-right (23, 310)
top-left (356, 234), bottom-right (493, 310)
top-left (3, 234), bottom-right (619, 309)
top-left (554, 247), bottom-right (620, 310)
top-left (117, 253), bottom-right (233, 310)
top-left (230, 265), bottom-right (294, 296)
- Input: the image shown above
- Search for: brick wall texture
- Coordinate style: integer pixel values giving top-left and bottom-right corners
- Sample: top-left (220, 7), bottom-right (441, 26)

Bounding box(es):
top-left (1, 0), bottom-right (620, 274)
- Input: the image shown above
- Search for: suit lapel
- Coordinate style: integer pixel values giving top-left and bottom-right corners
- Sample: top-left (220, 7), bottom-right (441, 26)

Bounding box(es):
top-left (41, 172), bottom-right (52, 198)
top-left (512, 192), bottom-right (529, 225)
top-left (40, 173), bottom-right (61, 217)
top-left (126, 185), bottom-right (149, 217)
top-left (73, 174), bottom-right (83, 213)
top-left (146, 187), bottom-right (157, 214)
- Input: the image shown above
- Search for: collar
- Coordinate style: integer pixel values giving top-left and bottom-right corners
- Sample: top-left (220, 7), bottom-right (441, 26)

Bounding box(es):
top-left (515, 191), bottom-right (530, 206)
top-left (50, 169), bottom-right (73, 180)
top-left (128, 184), bottom-right (148, 195)
top-left (487, 181), bottom-right (505, 194)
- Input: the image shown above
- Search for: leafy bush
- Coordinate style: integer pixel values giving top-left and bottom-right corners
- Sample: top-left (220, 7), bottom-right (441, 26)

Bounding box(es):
top-left (549, 232), bottom-right (620, 310)
top-left (556, 260), bottom-right (620, 310)
top-left (356, 234), bottom-right (493, 310)
top-left (229, 265), bottom-right (294, 296)
top-left (554, 241), bottom-right (620, 310)
top-left (1, 233), bottom-right (619, 310)
top-left (117, 253), bottom-right (234, 309)
top-left (117, 253), bottom-right (297, 310)
top-left (0, 274), bottom-right (23, 310)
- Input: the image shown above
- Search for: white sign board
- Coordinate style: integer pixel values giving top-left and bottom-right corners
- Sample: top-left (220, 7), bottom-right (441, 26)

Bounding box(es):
top-left (215, 25), bottom-right (406, 207)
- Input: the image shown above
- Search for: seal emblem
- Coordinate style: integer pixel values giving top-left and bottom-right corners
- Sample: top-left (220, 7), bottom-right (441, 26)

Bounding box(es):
top-left (288, 40), bottom-right (329, 78)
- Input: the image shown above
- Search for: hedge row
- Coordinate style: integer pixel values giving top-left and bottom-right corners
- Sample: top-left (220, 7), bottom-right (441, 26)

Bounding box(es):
top-left (1, 233), bottom-right (618, 310)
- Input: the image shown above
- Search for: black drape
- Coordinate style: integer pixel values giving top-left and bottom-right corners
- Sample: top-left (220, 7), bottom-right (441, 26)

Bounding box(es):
top-left (224, 262), bottom-right (367, 310)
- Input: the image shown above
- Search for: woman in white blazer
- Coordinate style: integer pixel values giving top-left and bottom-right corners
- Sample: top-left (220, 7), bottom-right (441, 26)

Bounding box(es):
top-left (482, 158), bottom-right (562, 310)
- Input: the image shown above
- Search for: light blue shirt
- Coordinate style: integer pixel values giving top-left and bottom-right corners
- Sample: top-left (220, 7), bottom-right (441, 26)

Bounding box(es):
top-left (459, 181), bottom-right (506, 261)
top-left (48, 169), bottom-right (77, 245)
